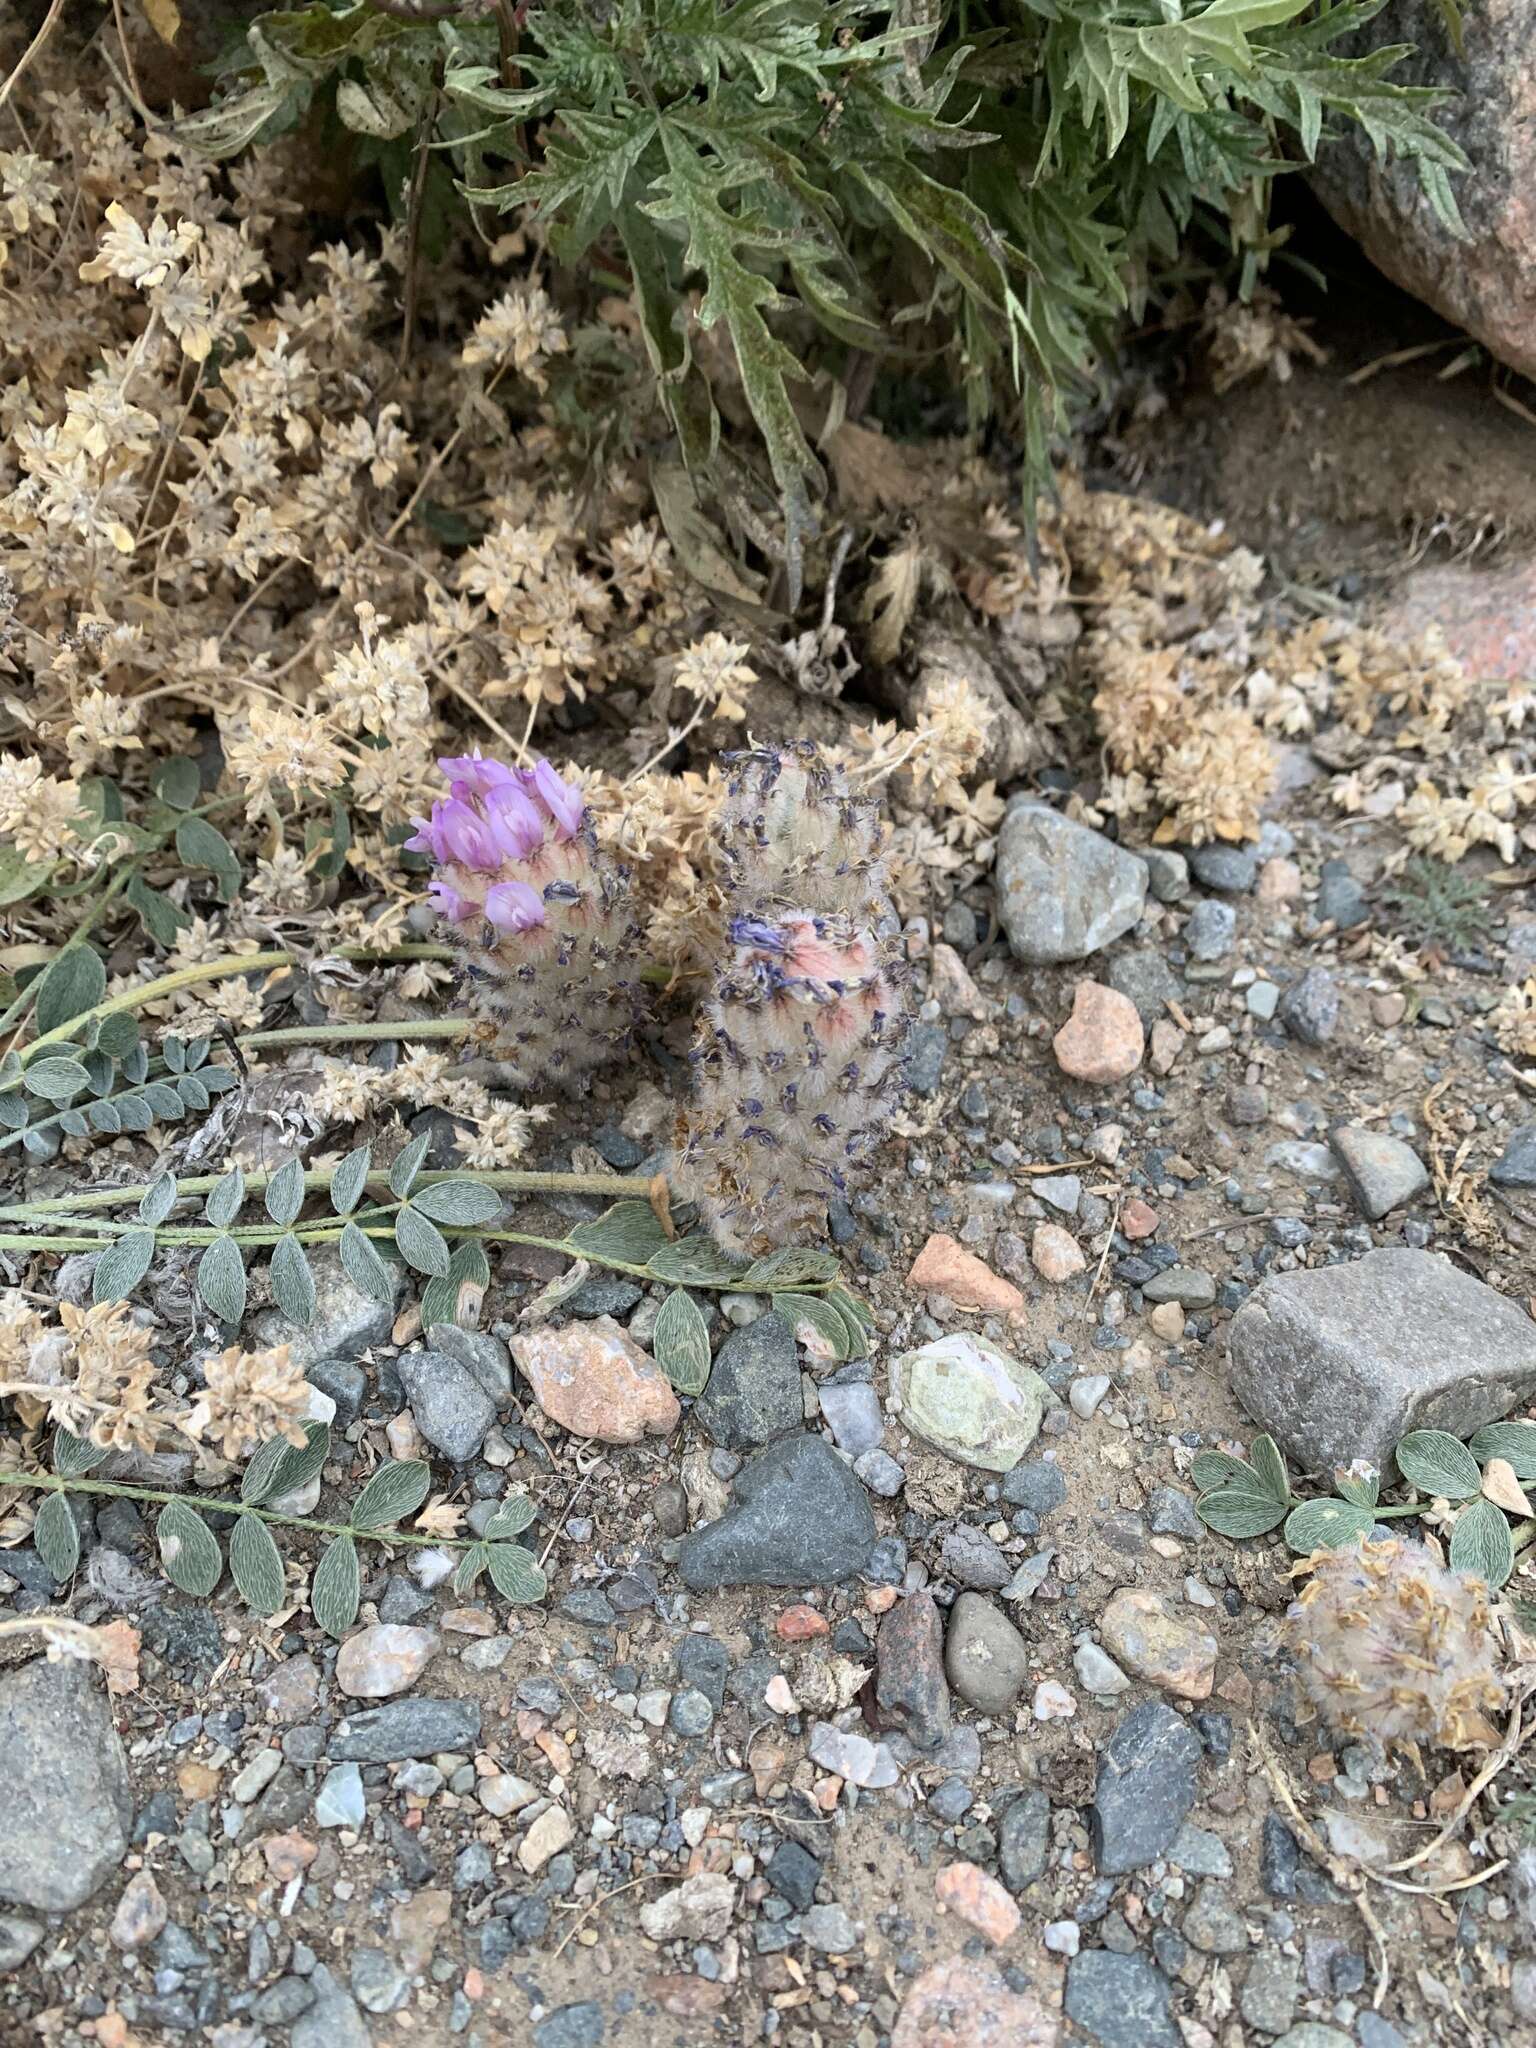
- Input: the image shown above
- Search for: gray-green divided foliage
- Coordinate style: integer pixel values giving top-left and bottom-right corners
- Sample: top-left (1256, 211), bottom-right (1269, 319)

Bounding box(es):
top-left (186, 1), bottom-right (1465, 588)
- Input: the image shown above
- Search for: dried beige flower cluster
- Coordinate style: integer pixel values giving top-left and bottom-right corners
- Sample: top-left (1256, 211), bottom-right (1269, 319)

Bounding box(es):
top-left (0, 1293), bottom-right (304, 1462)
top-left (308, 1045), bottom-right (552, 1170)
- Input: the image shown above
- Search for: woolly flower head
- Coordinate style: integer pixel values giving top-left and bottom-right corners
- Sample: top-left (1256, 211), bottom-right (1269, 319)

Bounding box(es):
top-left (1286, 1536), bottom-right (1506, 1756)
top-left (714, 741), bottom-right (893, 924)
top-left (410, 751), bottom-right (644, 1090)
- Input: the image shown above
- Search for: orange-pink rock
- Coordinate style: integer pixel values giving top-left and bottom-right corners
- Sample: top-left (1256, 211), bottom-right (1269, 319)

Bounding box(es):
top-left (934, 1861), bottom-right (1021, 1946)
top-left (1052, 981), bottom-right (1144, 1083)
top-left (907, 1234), bottom-right (1025, 1313)
top-left (511, 1315), bottom-right (680, 1442)
top-left (893, 1957), bottom-right (1059, 2048)
top-left (1031, 1223), bottom-right (1086, 1283)
top-left (1121, 1198), bottom-right (1159, 1240)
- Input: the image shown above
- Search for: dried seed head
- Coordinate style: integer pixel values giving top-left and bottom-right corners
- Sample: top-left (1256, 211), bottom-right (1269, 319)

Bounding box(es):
top-left (409, 752), bottom-right (645, 1091)
top-left (1286, 1535), bottom-right (1506, 1756)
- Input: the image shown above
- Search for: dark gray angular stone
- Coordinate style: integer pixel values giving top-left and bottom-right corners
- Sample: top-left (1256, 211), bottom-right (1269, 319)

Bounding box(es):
top-left (999, 1787), bottom-right (1051, 1893)
top-left (0, 1912), bottom-right (43, 1972)
top-left (1278, 967), bottom-right (1340, 1045)
top-left (1001, 1460), bottom-right (1068, 1515)
top-left (1189, 844), bottom-right (1257, 892)
top-left (328, 1697), bottom-right (482, 1763)
top-left (693, 1313), bottom-right (802, 1450)
top-left (875, 1590), bottom-right (951, 1753)
top-left (394, 1350), bottom-right (497, 1462)
top-left (0, 1656), bottom-right (132, 1911)
top-left (1091, 1701), bottom-right (1203, 1876)
top-left (1318, 859), bottom-right (1369, 929)
top-left (1329, 1125), bottom-right (1429, 1221)
top-left (424, 1323), bottom-right (512, 1400)
top-left (1065, 1950), bottom-right (1180, 2048)
top-left (1228, 1247), bottom-right (1536, 1474)
top-left (1491, 1126), bottom-right (1536, 1190)
top-left (678, 1434), bottom-right (876, 1589)
top-left (765, 1839), bottom-right (821, 1911)
top-left (1185, 899), bottom-right (1236, 963)
top-left (249, 1247), bottom-right (403, 1370)
top-left (1108, 950), bottom-right (1185, 1025)
top-left (533, 2002), bottom-right (605, 2048)
top-left (306, 1358), bottom-right (366, 1429)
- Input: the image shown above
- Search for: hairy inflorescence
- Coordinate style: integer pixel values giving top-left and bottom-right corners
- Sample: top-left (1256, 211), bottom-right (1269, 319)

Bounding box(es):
top-left (410, 751), bottom-right (646, 1091)
top-left (1286, 1536), bottom-right (1507, 1757)
top-left (673, 745), bottom-right (913, 1255)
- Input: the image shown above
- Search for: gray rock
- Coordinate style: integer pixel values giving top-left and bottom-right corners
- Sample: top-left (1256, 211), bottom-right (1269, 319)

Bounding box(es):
top-left (1318, 859), bottom-right (1369, 929)
top-left (1228, 1247), bottom-right (1536, 1474)
top-left (996, 802), bottom-right (1147, 964)
top-left (693, 1313), bottom-right (802, 1450)
top-left (999, 1788), bottom-right (1051, 1892)
top-left (394, 1350), bottom-right (497, 1462)
top-left (0, 1913), bottom-right (42, 1972)
top-left (678, 1434), bottom-right (876, 1589)
top-left (1491, 1125), bottom-right (1536, 1190)
top-left (766, 1839), bottom-right (821, 1910)
top-left (940, 1524), bottom-right (1012, 1590)
top-left (1091, 1701), bottom-right (1203, 1875)
top-left (803, 1903), bottom-right (858, 1953)
top-left (291, 1964), bottom-right (372, 2048)
top-left (1241, 1951), bottom-right (1300, 2034)
top-left (1070, 1374), bottom-right (1111, 1420)
top-left (0, 1656), bottom-right (131, 1911)
top-left (315, 1762), bottom-right (366, 1829)
top-left (1169, 1824), bottom-right (1232, 1878)
top-left (1183, 1880), bottom-right (1248, 1953)
top-left (1147, 1487), bottom-right (1204, 1540)
top-left (250, 1247), bottom-right (402, 1369)
top-left (816, 1374), bottom-right (884, 1457)
top-left (534, 2003), bottom-right (605, 2048)
top-left (1185, 899), bottom-right (1236, 962)
top-left (1278, 967), bottom-right (1340, 1045)
top-left (943, 1592), bottom-right (1029, 1715)
top-left (328, 1697), bottom-right (482, 1762)
top-left (1329, 1125), bottom-right (1429, 1220)
top-left (1033, 1172), bottom-right (1083, 1215)
top-left (1065, 1951), bottom-right (1180, 2048)
top-left (425, 1323), bottom-right (512, 1401)
top-left (1269, 2031), bottom-right (1351, 2048)
top-left (307, 1358), bottom-right (367, 1430)
top-left (1141, 848), bottom-right (1190, 904)
top-left (1001, 1460), bottom-right (1067, 1515)
top-left (854, 1447), bottom-right (905, 1496)
top-left (1189, 845), bottom-right (1257, 892)
top-left (892, 1333), bottom-right (1050, 1472)
top-left (1074, 1643), bottom-right (1130, 1694)
top-left (1143, 1266), bottom-right (1216, 1309)
top-left (875, 1590), bottom-right (951, 1753)
top-left (1108, 951), bottom-right (1184, 1026)
top-left (351, 1947), bottom-right (409, 2013)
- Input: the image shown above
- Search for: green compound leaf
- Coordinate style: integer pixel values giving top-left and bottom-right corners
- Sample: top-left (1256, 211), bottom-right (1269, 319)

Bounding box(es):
top-left (410, 1178), bottom-right (503, 1226)
top-left (205, 1164), bottom-right (246, 1230)
top-left (388, 1130), bottom-right (432, 1200)
top-left (229, 1512), bottom-right (287, 1616)
top-left (311, 1533), bottom-right (361, 1639)
top-left (646, 1236), bottom-right (751, 1289)
top-left (21, 1057), bottom-right (91, 1104)
top-left (265, 1155), bottom-right (307, 1228)
top-left (482, 1491), bottom-right (536, 1540)
top-left (197, 1234), bottom-right (248, 1324)
top-left (1469, 1421), bottom-right (1536, 1482)
top-left (270, 1233), bottom-right (317, 1328)
top-left (568, 1200), bottom-right (672, 1267)
top-left (158, 1498), bottom-right (222, 1597)
top-left (487, 1542), bottom-right (547, 1603)
top-left (1283, 1497), bottom-right (1376, 1554)
top-left (92, 1228), bottom-right (157, 1305)
top-left (33, 1491), bottom-right (80, 1583)
top-left (331, 1142), bottom-right (372, 1216)
top-left (1196, 1487), bottom-right (1288, 1539)
top-left (652, 1286), bottom-right (712, 1396)
top-left (52, 1429), bottom-right (107, 1478)
top-left (454, 1542), bottom-right (488, 1598)
top-left (1449, 1497), bottom-right (1515, 1587)
top-left (241, 1419), bottom-right (332, 1506)
top-left (339, 1219), bottom-right (396, 1304)
top-left (1249, 1435), bottom-right (1291, 1505)
top-left (419, 1240), bottom-right (490, 1329)
top-left (395, 1203), bottom-right (450, 1278)
top-left (741, 1246), bottom-right (840, 1290)
top-left (32, 946), bottom-right (106, 1036)
top-left (1395, 1429), bottom-right (1483, 1502)
top-left (1191, 1451), bottom-right (1257, 1493)
top-left (773, 1291), bottom-right (852, 1360)
top-left (351, 1458), bottom-right (431, 1532)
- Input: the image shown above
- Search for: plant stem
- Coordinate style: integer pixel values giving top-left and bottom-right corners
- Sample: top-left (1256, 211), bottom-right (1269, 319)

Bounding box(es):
top-left (0, 1468), bottom-right (469, 1549)
top-left (19, 944), bottom-right (455, 1064)
top-left (239, 1019), bottom-right (471, 1053)
top-left (0, 1166), bottom-right (655, 1224)
top-left (0, 865), bottom-right (137, 1043)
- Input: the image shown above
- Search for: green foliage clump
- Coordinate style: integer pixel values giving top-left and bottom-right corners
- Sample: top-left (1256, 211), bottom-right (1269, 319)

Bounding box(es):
top-left (187, 0), bottom-right (1465, 587)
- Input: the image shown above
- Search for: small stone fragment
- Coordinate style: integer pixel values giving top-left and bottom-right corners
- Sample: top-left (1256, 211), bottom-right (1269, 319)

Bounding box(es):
top-left (1329, 1124), bottom-right (1429, 1220)
top-left (907, 1235), bottom-right (1024, 1313)
top-left (335, 1625), bottom-right (440, 1701)
top-left (892, 1333), bottom-right (1049, 1472)
top-left (639, 1871), bottom-right (736, 1942)
top-left (517, 1805), bottom-right (574, 1875)
top-left (892, 1956), bottom-right (1058, 2048)
top-left (511, 1317), bottom-right (680, 1443)
top-left (1092, 1701), bottom-right (1203, 1875)
top-left (995, 802), bottom-right (1148, 964)
top-left (944, 1592), bottom-right (1029, 1716)
top-left (1053, 981), bottom-right (1144, 1083)
top-left (1278, 967), bottom-right (1340, 1045)
top-left (876, 1591), bottom-right (952, 1753)
top-left (109, 1870), bottom-right (167, 1950)
top-left (934, 1861), bottom-right (1019, 1946)
top-left (1032, 1224), bottom-right (1086, 1283)
top-left (1100, 1588), bottom-right (1217, 1700)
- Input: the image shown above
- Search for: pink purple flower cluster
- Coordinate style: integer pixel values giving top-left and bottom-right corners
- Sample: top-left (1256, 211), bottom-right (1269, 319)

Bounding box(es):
top-left (407, 753), bottom-right (586, 935)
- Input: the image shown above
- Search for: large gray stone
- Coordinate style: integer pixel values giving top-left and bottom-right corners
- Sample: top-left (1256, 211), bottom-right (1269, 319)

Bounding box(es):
top-left (693, 1313), bottom-right (802, 1450)
top-left (995, 802), bottom-right (1147, 964)
top-left (1329, 1125), bottom-right (1429, 1221)
top-left (1091, 1701), bottom-right (1202, 1876)
top-left (1065, 1951), bottom-right (1180, 2048)
top-left (394, 1349), bottom-right (497, 1462)
top-left (678, 1434), bottom-right (876, 1589)
top-left (944, 1592), bottom-right (1029, 1716)
top-left (1491, 1125), bottom-right (1536, 1190)
top-left (1229, 1248), bottom-right (1536, 1474)
top-left (0, 1656), bottom-right (132, 1911)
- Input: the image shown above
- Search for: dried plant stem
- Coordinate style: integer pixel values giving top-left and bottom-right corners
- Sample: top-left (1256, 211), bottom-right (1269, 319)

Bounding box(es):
top-left (0, 0), bottom-right (66, 114)
top-left (19, 943), bottom-right (455, 1064)
top-left (0, 1467), bottom-right (478, 1550)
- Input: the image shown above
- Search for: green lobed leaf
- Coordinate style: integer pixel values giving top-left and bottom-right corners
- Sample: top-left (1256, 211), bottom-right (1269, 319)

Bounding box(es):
top-left (388, 1130), bottom-right (432, 1200)
top-left (647, 1236), bottom-right (751, 1289)
top-left (568, 1200), bottom-right (673, 1267)
top-left (205, 1165), bottom-right (246, 1229)
top-left (197, 1235), bottom-right (248, 1324)
top-left (454, 1542), bottom-right (488, 1598)
top-left (92, 1229), bottom-right (157, 1304)
top-left (21, 1057), bottom-right (91, 1104)
top-left (310, 1532), bottom-right (361, 1638)
top-left (773, 1291), bottom-right (852, 1360)
top-left (1249, 1435), bottom-right (1291, 1506)
top-left (740, 1246), bottom-right (841, 1290)
top-left (157, 1498), bottom-right (222, 1596)
top-left (1335, 1468), bottom-right (1381, 1510)
top-left (483, 1491), bottom-right (536, 1541)
top-left (339, 1219), bottom-right (396, 1303)
top-left (229, 1512), bottom-right (287, 1616)
top-left (52, 1429), bottom-right (107, 1478)
top-left (270, 1234), bottom-right (317, 1327)
top-left (126, 873), bottom-right (190, 946)
top-left (351, 1459), bottom-right (431, 1531)
top-left (395, 1203), bottom-right (450, 1278)
top-left (652, 1287), bottom-right (712, 1396)
top-left (32, 948), bottom-right (106, 1036)
top-left (419, 1240), bottom-right (490, 1329)
top-left (140, 1172), bottom-right (179, 1226)
top-left (1195, 1487), bottom-right (1289, 1539)
top-left (1283, 1497), bottom-right (1376, 1554)
top-left (331, 1142), bottom-right (372, 1216)
top-left (1448, 1496), bottom-right (1515, 1588)
top-left (241, 1419), bottom-right (331, 1506)
top-left (33, 1491), bottom-right (80, 1582)
top-left (1468, 1421), bottom-right (1536, 1482)
top-left (1394, 1429), bottom-right (1483, 1501)
top-left (409, 1178), bottom-right (504, 1227)
top-left (97, 1012), bottom-right (139, 1060)
top-left (486, 1542), bottom-right (547, 1603)
top-left (176, 816), bottom-right (242, 902)
top-left (1192, 1451), bottom-right (1258, 1493)
top-left (265, 1156), bottom-right (307, 1227)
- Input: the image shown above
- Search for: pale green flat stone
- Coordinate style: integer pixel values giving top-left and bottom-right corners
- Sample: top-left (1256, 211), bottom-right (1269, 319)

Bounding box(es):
top-left (892, 1333), bottom-right (1049, 1472)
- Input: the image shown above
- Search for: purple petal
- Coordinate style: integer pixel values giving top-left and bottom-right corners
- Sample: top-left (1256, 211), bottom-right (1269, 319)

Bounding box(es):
top-left (436, 796), bottom-right (502, 871)
top-left (427, 878), bottom-right (469, 922)
top-left (524, 757), bottom-right (585, 840)
top-left (484, 879), bottom-right (548, 933)
top-left (438, 751), bottom-right (516, 799)
top-left (484, 782), bottom-right (546, 862)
